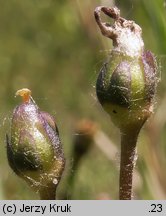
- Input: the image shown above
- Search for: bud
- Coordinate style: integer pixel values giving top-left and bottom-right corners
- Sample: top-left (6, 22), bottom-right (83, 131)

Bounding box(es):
top-left (94, 7), bottom-right (157, 132)
top-left (61, 119), bottom-right (97, 200)
top-left (6, 88), bottom-right (65, 199)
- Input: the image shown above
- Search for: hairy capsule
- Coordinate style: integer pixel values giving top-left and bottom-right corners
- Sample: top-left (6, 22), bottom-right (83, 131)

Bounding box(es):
top-left (94, 7), bottom-right (157, 132)
top-left (7, 88), bottom-right (65, 198)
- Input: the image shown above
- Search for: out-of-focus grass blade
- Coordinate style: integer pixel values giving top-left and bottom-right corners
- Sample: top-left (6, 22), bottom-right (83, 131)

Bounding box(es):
top-left (141, 0), bottom-right (166, 53)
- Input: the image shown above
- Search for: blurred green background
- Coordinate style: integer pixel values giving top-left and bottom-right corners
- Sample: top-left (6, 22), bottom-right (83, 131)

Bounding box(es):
top-left (0, 0), bottom-right (166, 199)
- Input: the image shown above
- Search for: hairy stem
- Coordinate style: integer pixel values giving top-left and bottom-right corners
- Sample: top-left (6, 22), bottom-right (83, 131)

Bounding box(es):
top-left (119, 130), bottom-right (139, 200)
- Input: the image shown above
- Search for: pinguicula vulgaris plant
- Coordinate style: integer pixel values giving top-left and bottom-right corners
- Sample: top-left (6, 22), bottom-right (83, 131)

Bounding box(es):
top-left (6, 88), bottom-right (65, 200)
top-left (94, 6), bottom-right (157, 199)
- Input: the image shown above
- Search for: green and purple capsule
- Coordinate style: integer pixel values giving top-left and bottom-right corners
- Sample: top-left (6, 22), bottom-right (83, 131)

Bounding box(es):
top-left (94, 7), bottom-right (157, 132)
top-left (7, 89), bottom-right (65, 196)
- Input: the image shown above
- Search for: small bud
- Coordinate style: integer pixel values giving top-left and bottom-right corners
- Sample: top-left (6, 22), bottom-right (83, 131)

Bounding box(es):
top-left (61, 119), bottom-right (97, 200)
top-left (7, 88), bottom-right (65, 199)
top-left (94, 7), bottom-right (157, 132)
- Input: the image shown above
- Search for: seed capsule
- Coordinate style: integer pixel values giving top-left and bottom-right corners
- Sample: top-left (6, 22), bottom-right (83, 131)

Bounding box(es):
top-left (94, 7), bottom-right (157, 132)
top-left (7, 88), bottom-right (65, 199)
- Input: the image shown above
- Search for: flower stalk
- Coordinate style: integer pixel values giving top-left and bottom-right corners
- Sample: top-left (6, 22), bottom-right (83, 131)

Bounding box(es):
top-left (119, 130), bottom-right (138, 199)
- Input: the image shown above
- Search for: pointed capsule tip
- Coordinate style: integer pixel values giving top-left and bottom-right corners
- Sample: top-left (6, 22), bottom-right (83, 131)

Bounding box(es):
top-left (15, 88), bottom-right (32, 103)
